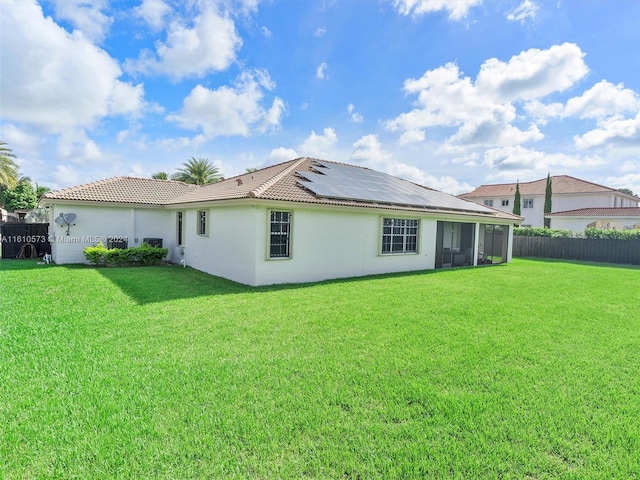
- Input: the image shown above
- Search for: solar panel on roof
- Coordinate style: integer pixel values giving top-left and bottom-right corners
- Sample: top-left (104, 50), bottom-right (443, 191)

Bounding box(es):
top-left (297, 162), bottom-right (493, 213)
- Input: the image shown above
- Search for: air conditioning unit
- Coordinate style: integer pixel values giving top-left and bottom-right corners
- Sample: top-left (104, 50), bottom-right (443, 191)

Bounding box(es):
top-left (142, 238), bottom-right (163, 248)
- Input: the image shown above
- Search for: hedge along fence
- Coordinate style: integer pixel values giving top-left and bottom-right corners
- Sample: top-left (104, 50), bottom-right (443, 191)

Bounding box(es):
top-left (513, 236), bottom-right (640, 265)
top-left (84, 242), bottom-right (169, 267)
top-left (514, 227), bottom-right (640, 240)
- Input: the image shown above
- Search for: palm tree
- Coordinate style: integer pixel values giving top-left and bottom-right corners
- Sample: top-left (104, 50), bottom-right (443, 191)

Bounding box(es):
top-left (152, 171), bottom-right (168, 180)
top-left (35, 183), bottom-right (51, 198)
top-left (171, 157), bottom-right (222, 185)
top-left (0, 141), bottom-right (19, 189)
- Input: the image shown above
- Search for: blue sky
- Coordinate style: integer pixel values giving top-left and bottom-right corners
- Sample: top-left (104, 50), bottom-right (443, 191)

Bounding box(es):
top-left (2, 0), bottom-right (640, 194)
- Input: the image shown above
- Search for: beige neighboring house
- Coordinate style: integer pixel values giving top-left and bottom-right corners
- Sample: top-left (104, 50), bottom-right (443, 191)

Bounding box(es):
top-left (40, 157), bottom-right (522, 286)
top-left (546, 207), bottom-right (640, 231)
top-left (459, 175), bottom-right (639, 229)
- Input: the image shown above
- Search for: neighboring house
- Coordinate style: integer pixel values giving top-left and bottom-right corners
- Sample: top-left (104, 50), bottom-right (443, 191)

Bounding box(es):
top-left (547, 207), bottom-right (640, 231)
top-left (40, 158), bottom-right (521, 286)
top-left (459, 175), bottom-right (639, 228)
top-left (0, 208), bottom-right (18, 223)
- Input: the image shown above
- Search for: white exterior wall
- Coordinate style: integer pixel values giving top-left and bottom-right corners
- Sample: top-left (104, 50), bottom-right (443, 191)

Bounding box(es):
top-left (474, 192), bottom-right (639, 228)
top-left (253, 206), bottom-right (436, 286)
top-left (48, 204), bottom-right (174, 264)
top-left (550, 216), bottom-right (640, 231)
top-left (176, 206), bottom-right (259, 285)
top-left (46, 201), bottom-right (516, 286)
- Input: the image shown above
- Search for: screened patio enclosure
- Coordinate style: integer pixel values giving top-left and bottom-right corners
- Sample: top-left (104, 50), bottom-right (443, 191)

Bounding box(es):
top-left (435, 221), bottom-right (509, 269)
top-left (478, 224), bottom-right (508, 265)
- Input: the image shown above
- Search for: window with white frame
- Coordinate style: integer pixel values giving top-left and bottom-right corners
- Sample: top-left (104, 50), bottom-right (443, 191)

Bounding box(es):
top-left (523, 199), bottom-right (534, 209)
top-left (269, 211), bottom-right (291, 258)
top-left (501, 199), bottom-right (509, 206)
top-left (197, 210), bottom-right (208, 236)
top-left (381, 218), bottom-right (419, 254)
top-left (484, 199), bottom-right (494, 207)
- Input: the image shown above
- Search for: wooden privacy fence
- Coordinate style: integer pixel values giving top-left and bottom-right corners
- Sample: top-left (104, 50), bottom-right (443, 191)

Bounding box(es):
top-left (513, 236), bottom-right (640, 265)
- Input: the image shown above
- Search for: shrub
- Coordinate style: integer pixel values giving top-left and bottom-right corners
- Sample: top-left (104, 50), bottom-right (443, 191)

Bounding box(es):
top-left (584, 228), bottom-right (640, 240)
top-left (83, 241), bottom-right (108, 266)
top-left (514, 226), bottom-right (640, 240)
top-left (83, 242), bottom-right (168, 267)
top-left (514, 227), bottom-right (574, 238)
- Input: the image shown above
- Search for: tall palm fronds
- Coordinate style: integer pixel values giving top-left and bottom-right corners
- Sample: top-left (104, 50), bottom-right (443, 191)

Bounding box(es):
top-left (171, 157), bottom-right (221, 185)
top-left (0, 141), bottom-right (19, 189)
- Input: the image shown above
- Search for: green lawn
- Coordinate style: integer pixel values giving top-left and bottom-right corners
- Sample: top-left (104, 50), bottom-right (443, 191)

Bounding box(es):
top-left (1, 259), bottom-right (639, 479)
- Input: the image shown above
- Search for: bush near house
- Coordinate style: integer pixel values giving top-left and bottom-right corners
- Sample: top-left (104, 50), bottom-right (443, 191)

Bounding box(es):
top-left (83, 242), bottom-right (168, 266)
top-left (515, 226), bottom-right (640, 240)
top-left (583, 228), bottom-right (640, 240)
top-left (514, 227), bottom-right (574, 238)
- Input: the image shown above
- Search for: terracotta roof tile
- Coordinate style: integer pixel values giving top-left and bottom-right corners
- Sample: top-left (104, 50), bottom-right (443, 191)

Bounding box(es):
top-left (41, 159), bottom-right (521, 221)
top-left (547, 207), bottom-right (640, 217)
top-left (41, 177), bottom-right (198, 205)
top-left (460, 175), bottom-right (636, 198)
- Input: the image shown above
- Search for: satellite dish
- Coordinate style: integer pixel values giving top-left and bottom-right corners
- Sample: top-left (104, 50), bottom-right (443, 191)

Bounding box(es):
top-left (55, 212), bottom-right (77, 235)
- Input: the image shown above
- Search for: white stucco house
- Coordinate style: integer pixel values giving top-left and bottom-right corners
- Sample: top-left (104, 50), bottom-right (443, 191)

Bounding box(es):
top-left (40, 158), bottom-right (522, 286)
top-left (460, 175), bottom-right (639, 229)
top-left (546, 207), bottom-right (640, 231)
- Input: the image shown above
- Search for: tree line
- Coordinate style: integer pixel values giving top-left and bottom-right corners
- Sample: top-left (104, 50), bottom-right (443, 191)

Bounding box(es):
top-left (0, 141), bottom-right (50, 213)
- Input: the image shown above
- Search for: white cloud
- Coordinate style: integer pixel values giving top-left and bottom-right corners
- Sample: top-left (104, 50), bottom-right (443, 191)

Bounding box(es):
top-left (127, 8), bottom-right (241, 79)
top-left (56, 129), bottom-right (103, 163)
top-left (263, 98), bottom-right (286, 131)
top-left (480, 145), bottom-right (606, 180)
top-left (386, 43), bottom-right (586, 147)
top-left (52, 164), bottom-right (83, 188)
top-left (619, 160), bottom-right (639, 173)
top-left (51, 0), bottom-right (112, 43)
top-left (260, 26), bottom-right (272, 37)
top-left (154, 134), bottom-right (207, 150)
top-left (0, 124), bottom-right (42, 155)
top-left (0, 1), bottom-right (144, 134)
top-left (526, 80), bottom-right (640, 120)
top-left (351, 134), bottom-right (390, 163)
top-left (316, 62), bottom-right (328, 79)
top-left (475, 43), bottom-right (587, 101)
top-left (133, 0), bottom-right (171, 30)
top-left (349, 134), bottom-right (471, 194)
top-left (574, 113), bottom-right (640, 150)
top-left (347, 104), bottom-right (363, 123)
top-left (506, 0), bottom-right (539, 24)
top-left (399, 129), bottom-right (426, 145)
top-left (167, 70), bottom-right (283, 138)
top-left (605, 173), bottom-right (640, 197)
top-left (392, 0), bottom-right (483, 20)
top-left (299, 128), bottom-right (338, 158)
top-left (268, 147), bottom-right (299, 162)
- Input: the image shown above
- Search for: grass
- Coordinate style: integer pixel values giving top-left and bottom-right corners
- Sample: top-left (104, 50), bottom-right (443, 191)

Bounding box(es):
top-left (1, 259), bottom-right (639, 479)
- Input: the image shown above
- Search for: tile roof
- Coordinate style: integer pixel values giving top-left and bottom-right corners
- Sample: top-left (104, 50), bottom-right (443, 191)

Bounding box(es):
top-left (547, 207), bottom-right (640, 217)
top-left (459, 175), bottom-right (635, 199)
top-left (41, 158), bottom-right (521, 221)
top-left (41, 176), bottom-right (198, 205)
